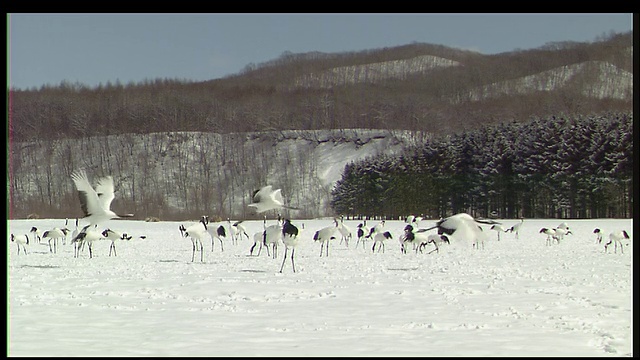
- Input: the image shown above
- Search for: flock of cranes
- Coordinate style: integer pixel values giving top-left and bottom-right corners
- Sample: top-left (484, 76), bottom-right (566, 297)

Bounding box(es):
top-left (172, 185), bottom-right (306, 272)
top-left (9, 171), bottom-right (632, 271)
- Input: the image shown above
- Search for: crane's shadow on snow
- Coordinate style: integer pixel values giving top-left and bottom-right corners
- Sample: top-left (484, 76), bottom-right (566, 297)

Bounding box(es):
top-left (240, 269), bottom-right (268, 273)
top-left (20, 264), bottom-right (60, 269)
top-left (387, 267), bottom-right (419, 271)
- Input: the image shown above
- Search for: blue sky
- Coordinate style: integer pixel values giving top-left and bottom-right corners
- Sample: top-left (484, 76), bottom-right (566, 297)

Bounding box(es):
top-left (7, 13), bottom-right (633, 90)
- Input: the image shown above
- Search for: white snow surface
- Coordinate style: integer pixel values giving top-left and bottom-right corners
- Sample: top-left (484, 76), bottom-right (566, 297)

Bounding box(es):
top-left (8, 218), bottom-right (633, 356)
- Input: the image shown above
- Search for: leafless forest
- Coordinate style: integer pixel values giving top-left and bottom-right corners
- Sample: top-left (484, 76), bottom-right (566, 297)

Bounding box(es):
top-left (7, 32), bottom-right (633, 220)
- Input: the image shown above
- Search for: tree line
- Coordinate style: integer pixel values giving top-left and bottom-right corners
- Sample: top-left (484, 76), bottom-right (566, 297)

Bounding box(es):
top-left (8, 32), bottom-right (632, 144)
top-left (9, 128), bottom-right (419, 220)
top-left (7, 32), bottom-right (632, 220)
top-left (330, 112), bottom-right (633, 219)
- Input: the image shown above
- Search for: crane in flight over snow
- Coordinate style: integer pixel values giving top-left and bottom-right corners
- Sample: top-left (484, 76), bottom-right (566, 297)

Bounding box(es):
top-left (71, 169), bottom-right (133, 233)
top-left (248, 185), bottom-right (299, 214)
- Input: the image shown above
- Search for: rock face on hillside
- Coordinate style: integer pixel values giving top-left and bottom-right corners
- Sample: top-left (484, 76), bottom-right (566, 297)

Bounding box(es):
top-left (10, 129), bottom-right (427, 219)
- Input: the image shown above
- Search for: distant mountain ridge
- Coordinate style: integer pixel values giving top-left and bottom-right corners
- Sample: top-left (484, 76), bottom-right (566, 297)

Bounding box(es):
top-left (288, 54), bottom-right (632, 102)
top-left (8, 32), bottom-right (634, 219)
top-left (461, 60), bottom-right (633, 102)
top-left (291, 54), bottom-right (461, 88)
top-left (9, 31), bottom-right (632, 142)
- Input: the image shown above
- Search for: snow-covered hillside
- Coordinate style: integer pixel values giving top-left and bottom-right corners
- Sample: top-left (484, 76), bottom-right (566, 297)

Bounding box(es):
top-left (288, 50), bottom-right (632, 101)
top-left (292, 55), bottom-right (460, 88)
top-left (10, 129), bottom-right (430, 219)
top-left (459, 61), bottom-right (633, 102)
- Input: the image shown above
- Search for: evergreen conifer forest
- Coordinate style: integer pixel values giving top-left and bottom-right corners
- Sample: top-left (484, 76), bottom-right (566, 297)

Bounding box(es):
top-left (330, 113), bottom-right (633, 219)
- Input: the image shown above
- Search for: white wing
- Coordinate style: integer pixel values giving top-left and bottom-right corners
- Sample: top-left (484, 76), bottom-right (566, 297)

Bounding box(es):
top-left (71, 169), bottom-right (101, 217)
top-left (248, 185), bottom-right (299, 213)
top-left (272, 188), bottom-right (284, 206)
top-left (253, 185), bottom-right (273, 202)
top-left (95, 176), bottom-right (115, 211)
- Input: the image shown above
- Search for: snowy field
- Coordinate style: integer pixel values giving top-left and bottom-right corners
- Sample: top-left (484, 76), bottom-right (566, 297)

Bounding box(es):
top-left (8, 217), bottom-right (633, 357)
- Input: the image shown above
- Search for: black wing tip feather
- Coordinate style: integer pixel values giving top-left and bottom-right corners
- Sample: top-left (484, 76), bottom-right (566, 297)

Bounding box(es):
top-left (252, 188), bottom-right (262, 200)
top-left (417, 225), bottom-right (437, 233)
top-left (217, 226), bottom-right (226, 237)
top-left (476, 218), bottom-right (501, 225)
top-left (77, 191), bottom-right (90, 216)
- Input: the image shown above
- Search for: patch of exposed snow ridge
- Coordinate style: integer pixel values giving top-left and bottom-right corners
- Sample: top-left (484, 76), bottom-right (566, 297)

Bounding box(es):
top-left (459, 61), bottom-right (632, 102)
top-left (293, 55), bottom-right (460, 88)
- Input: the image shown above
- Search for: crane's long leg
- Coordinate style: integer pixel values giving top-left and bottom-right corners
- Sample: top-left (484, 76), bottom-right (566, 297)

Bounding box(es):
top-left (279, 248), bottom-right (288, 273)
top-left (427, 241), bottom-right (439, 254)
top-left (291, 249), bottom-right (296, 273)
